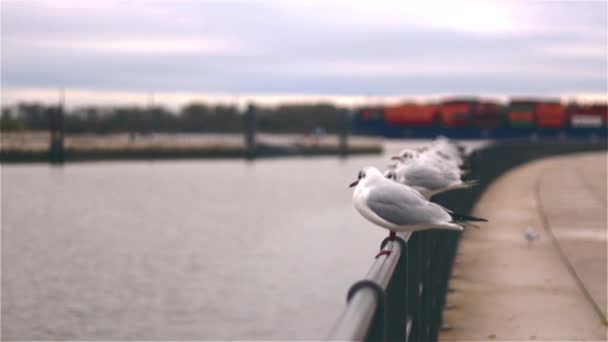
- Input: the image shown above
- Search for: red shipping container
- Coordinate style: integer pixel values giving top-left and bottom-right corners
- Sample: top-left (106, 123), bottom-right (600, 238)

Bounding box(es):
top-left (440, 102), bottom-right (471, 127)
top-left (569, 104), bottom-right (608, 127)
top-left (591, 104), bottom-right (608, 123)
top-left (535, 102), bottom-right (566, 129)
top-left (471, 101), bottom-right (501, 128)
top-left (508, 110), bottom-right (534, 122)
top-left (384, 104), bottom-right (437, 126)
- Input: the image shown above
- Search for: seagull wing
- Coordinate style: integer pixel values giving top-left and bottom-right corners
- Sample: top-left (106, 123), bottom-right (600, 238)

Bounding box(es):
top-left (366, 183), bottom-right (451, 226)
top-left (401, 163), bottom-right (459, 190)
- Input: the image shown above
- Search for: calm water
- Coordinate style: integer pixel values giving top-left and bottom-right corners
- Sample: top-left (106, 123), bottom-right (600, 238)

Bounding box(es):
top-left (2, 140), bottom-right (433, 340)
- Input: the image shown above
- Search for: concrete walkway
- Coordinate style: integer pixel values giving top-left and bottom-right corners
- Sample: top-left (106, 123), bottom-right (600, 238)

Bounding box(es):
top-left (440, 152), bottom-right (607, 341)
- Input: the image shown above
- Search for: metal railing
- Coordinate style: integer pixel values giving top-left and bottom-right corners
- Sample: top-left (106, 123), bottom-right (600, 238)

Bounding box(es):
top-left (328, 229), bottom-right (460, 342)
top-left (328, 140), bottom-right (608, 342)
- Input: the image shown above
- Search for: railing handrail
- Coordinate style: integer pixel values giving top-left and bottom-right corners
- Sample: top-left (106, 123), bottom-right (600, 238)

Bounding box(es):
top-left (328, 233), bottom-right (411, 341)
top-left (327, 142), bottom-right (608, 342)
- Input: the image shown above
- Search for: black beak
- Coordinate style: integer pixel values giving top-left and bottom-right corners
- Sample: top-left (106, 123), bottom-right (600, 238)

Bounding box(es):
top-left (349, 180), bottom-right (359, 188)
top-left (391, 156), bottom-right (401, 160)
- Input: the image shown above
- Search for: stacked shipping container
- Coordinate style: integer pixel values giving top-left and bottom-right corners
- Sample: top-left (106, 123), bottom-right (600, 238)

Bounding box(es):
top-left (471, 101), bottom-right (501, 128)
top-left (569, 104), bottom-right (607, 128)
top-left (535, 101), bottom-right (567, 129)
top-left (384, 104), bottom-right (438, 127)
top-left (506, 100), bottom-right (536, 128)
top-left (355, 98), bottom-right (606, 137)
top-left (440, 100), bottom-right (473, 127)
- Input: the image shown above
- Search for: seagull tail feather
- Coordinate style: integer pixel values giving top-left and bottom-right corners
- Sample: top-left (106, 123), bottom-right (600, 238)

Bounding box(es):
top-left (450, 212), bottom-right (488, 222)
top-left (459, 221), bottom-right (481, 229)
top-left (458, 179), bottom-right (478, 188)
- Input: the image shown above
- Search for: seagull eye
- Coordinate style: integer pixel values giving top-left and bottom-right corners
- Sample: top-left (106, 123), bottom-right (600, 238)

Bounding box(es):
top-left (358, 171), bottom-right (366, 179)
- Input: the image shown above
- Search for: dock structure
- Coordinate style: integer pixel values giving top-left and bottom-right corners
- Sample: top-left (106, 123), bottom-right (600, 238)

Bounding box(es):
top-left (243, 104), bottom-right (257, 159)
top-left (0, 133), bottom-right (382, 163)
top-left (48, 100), bottom-right (65, 163)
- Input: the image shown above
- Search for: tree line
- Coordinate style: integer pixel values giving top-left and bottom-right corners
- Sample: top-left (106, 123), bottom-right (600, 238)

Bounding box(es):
top-left (0, 102), bottom-right (351, 134)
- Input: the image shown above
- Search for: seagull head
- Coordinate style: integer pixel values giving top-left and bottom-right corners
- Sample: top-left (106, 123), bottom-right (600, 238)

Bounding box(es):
top-left (392, 149), bottom-right (418, 161)
top-left (383, 169), bottom-right (396, 181)
top-left (349, 166), bottom-right (384, 188)
top-left (416, 146), bottom-right (430, 153)
top-left (435, 150), bottom-right (451, 160)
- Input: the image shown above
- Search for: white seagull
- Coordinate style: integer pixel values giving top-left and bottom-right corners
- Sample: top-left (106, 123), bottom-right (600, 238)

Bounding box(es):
top-left (524, 227), bottom-right (539, 243)
top-left (386, 153), bottom-right (477, 199)
top-left (350, 166), bottom-right (487, 257)
top-left (395, 145), bottom-right (461, 171)
top-left (431, 136), bottom-right (468, 162)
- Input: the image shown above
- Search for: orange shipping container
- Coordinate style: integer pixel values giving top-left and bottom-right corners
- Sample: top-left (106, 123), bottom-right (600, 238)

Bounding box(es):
top-left (508, 111), bottom-right (534, 122)
top-left (384, 104), bottom-right (437, 126)
top-left (440, 102), bottom-right (471, 127)
top-left (535, 103), bottom-right (566, 129)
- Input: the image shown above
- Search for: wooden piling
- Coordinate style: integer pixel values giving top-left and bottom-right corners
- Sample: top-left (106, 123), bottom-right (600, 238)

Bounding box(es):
top-left (244, 104), bottom-right (257, 159)
top-left (48, 93), bottom-right (65, 164)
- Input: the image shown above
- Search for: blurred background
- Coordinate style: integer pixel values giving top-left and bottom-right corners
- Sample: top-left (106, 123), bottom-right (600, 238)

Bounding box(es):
top-left (1, 0), bottom-right (606, 340)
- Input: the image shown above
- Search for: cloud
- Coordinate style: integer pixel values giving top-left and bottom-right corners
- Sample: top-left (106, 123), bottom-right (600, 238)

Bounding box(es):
top-left (538, 41), bottom-right (607, 59)
top-left (320, 1), bottom-right (519, 35)
top-left (24, 36), bottom-right (244, 56)
top-left (273, 59), bottom-right (603, 79)
top-left (1, 0), bottom-right (606, 101)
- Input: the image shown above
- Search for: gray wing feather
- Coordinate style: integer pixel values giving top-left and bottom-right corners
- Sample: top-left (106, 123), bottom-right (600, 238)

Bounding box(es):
top-left (400, 164), bottom-right (459, 190)
top-left (366, 183), bottom-right (450, 225)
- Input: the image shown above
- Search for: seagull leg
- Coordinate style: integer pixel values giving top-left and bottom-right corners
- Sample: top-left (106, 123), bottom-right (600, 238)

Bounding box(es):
top-left (375, 231), bottom-right (396, 258)
top-left (375, 250), bottom-right (392, 258)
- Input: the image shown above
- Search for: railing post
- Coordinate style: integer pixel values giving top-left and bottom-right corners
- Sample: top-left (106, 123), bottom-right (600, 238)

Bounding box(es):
top-left (422, 232), bottom-right (433, 341)
top-left (384, 237), bottom-right (409, 341)
top-left (413, 232), bottom-right (427, 341)
top-left (429, 230), bottom-right (441, 342)
top-left (435, 231), bottom-right (449, 330)
top-left (406, 233), bottom-right (420, 342)
top-left (365, 291), bottom-right (386, 342)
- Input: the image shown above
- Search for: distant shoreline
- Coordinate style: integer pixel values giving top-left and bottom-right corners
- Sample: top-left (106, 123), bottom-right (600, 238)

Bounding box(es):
top-left (0, 132), bottom-right (383, 163)
top-left (0, 145), bottom-right (382, 163)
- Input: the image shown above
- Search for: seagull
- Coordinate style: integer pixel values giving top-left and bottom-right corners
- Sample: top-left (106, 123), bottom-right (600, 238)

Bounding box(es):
top-left (432, 136), bottom-right (467, 157)
top-left (387, 154), bottom-right (477, 199)
top-left (429, 137), bottom-right (469, 166)
top-left (350, 166), bottom-right (487, 257)
top-left (395, 148), bottom-right (421, 161)
top-left (524, 227), bottom-right (539, 242)
top-left (395, 146), bottom-right (461, 171)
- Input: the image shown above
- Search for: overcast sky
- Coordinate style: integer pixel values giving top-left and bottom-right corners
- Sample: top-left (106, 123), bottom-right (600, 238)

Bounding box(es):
top-left (1, 0), bottom-right (607, 107)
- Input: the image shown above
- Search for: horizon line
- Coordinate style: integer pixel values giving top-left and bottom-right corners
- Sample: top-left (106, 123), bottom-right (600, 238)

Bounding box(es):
top-left (1, 87), bottom-right (606, 110)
